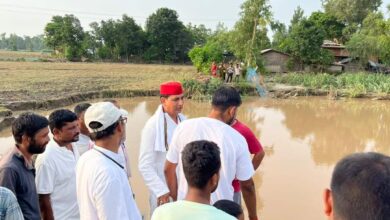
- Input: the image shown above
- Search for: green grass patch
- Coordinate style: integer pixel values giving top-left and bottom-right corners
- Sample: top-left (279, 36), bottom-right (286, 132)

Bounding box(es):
top-left (273, 72), bottom-right (390, 97)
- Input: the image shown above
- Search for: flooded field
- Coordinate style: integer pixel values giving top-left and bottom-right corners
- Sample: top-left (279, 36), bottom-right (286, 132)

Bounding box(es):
top-left (1, 97), bottom-right (389, 220)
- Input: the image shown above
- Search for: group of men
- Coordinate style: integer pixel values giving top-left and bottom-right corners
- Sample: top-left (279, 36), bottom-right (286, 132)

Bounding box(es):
top-left (0, 81), bottom-right (389, 220)
top-left (212, 62), bottom-right (242, 83)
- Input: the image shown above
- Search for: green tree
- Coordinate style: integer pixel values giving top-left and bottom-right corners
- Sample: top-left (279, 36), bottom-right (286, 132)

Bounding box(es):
top-left (289, 6), bottom-right (305, 32)
top-left (322, 0), bottom-right (382, 25)
top-left (115, 15), bottom-right (146, 62)
top-left (186, 23), bottom-right (211, 46)
top-left (44, 14), bottom-right (85, 60)
top-left (285, 18), bottom-right (334, 69)
top-left (145, 8), bottom-right (193, 63)
top-left (229, 0), bottom-right (272, 66)
top-left (271, 21), bottom-right (288, 50)
top-left (309, 11), bottom-right (345, 42)
top-left (346, 12), bottom-right (390, 65)
top-left (94, 19), bottom-right (118, 60)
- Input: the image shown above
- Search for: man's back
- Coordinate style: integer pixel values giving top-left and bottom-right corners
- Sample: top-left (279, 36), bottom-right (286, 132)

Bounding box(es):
top-left (76, 146), bottom-right (141, 220)
top-left (152, 200), bottom-right (235, 220)
top-left (167, 117), bottom-right (254, 202)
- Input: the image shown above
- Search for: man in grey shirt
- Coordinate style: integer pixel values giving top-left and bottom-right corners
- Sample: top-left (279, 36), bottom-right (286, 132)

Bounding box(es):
top-left (0, 112), bottom-right (50, 220)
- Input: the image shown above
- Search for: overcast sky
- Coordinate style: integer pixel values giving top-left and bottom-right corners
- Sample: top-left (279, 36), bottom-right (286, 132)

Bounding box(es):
top-left (0, 0), bottom-right (389, 36)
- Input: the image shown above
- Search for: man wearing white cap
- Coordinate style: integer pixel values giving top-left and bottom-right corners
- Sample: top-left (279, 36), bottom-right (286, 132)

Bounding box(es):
top-left (76, 102), bottom-right (141, 220)
top-left (138, 81), bottom-right (185, 214)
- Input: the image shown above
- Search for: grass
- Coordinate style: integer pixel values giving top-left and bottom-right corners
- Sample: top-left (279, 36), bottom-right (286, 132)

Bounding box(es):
top-left (272, 72), bottom-right (390, 97)
top-left (0, 61), bottom-right (195, 104)
top-left (0, 50), bottom-right (53, 61)
top-left (182, 77), bottom-right (256, 100)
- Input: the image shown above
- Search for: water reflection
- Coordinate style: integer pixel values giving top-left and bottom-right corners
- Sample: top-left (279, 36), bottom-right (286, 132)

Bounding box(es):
top-left (0, 97), bottom-right (389, 220)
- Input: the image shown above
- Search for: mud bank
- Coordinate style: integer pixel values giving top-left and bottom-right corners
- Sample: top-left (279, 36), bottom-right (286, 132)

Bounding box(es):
top-left (1, 84), bottom-right (389, 132)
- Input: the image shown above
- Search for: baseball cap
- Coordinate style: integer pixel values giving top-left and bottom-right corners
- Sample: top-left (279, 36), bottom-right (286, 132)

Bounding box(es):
top-left (84, 102), bottom-right (122, 133)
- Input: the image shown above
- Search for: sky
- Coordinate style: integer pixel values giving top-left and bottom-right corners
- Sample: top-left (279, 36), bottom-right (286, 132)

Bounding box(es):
top-left (0, 0), bottom-right (389, 37)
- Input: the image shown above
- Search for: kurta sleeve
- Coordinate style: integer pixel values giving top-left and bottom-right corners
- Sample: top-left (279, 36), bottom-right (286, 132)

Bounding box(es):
top-left (138, 120), bottom-right (170, 197)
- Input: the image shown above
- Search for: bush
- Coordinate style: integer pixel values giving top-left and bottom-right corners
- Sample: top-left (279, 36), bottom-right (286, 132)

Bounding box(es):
top-left (188, 41), bottom-right (224, 74)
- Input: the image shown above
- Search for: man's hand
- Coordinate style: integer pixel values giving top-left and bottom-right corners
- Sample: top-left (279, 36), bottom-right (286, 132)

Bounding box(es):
top-left (157, 193), bottom-right (170, 206)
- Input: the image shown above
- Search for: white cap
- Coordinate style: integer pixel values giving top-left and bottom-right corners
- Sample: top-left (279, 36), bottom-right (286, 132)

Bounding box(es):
top-left (84, 102), bottom-right (122, 133)
top-left (119, 109), bottom-right (128, 118)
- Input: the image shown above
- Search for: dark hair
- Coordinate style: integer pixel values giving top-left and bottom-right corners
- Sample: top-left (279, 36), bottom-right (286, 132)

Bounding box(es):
top-left (89, 120), bottom-right (120, 141)
top-left (181, 140), bottom-right (221, 189)
top-left (73, 103), bottom-right (91, 117)
top-left (331, 152), bottom-right (390, 220)
top-left (12, 112), bottom-right (49, 144)
top-left (214, 200), bottom-right (243, 218)
top-left (212, 86), bottom-right (242, 112)
top-left (48, 109), bottom-right (78, 133)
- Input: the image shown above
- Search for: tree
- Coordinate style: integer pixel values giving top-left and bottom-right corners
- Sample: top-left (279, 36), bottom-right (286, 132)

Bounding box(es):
top-left (44, 14), bottom-right (85, 60)
top-left (285, 18), bottom-right (334, 69)
top-left (115, 15), bottom-right (146, 62)
top-left (186, 23), bottom-right (211, 46)
top-left (346, 12), bottom-right (390, 65)
top-left (271, 21), bottom-right (288, 50)
top-left (229, 0), bottom-right (272, 66)
top-left (145, 8), bottom-right (192, 63)
top-left (322, 0), bottom-right (382, 25)
top-left (308, 11), bottom-right (345, 42)
top-left (289, 6), bottom-right (305, 32)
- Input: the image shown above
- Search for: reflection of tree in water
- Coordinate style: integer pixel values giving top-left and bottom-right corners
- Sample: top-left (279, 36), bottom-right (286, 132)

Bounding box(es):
top-left (278, 99), bottom-right (390, 165)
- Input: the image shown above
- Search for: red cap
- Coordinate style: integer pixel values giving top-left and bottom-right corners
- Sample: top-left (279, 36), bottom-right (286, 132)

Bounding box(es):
top-left (160, 82), bottom-right (183, 95)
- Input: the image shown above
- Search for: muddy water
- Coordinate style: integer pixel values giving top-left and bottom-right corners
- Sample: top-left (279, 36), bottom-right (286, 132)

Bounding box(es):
top-left (1, 97), bottom-right (390, 220)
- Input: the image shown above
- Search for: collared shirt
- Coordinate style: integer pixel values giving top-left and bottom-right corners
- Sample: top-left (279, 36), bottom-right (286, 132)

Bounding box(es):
top-left (0, 186), bottom-right (24, 220)
top-left (73, 133), bottom-right (92, 155)
top-left (76, 145), bottom-right (141, 220)
top-left (35, 139), bottom-right (80, 220)
top-left (166, 117), bottom-right (255, 203)
top-left (0, 146), bottom-right (41, 220)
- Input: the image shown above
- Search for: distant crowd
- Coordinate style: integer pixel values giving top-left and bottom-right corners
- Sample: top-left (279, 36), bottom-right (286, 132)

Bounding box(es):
top-left (0, 82), bottom-right (389, 220)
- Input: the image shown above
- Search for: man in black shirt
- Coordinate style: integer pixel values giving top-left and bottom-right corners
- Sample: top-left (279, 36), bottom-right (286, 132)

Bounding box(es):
top-left (0, 112), bottom-right (50, 220)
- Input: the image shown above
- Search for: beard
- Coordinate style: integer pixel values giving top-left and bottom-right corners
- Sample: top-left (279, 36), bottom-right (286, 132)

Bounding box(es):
top-left (71, 133), bottom-right (80, 142)
top-left (28, 139), bottom-right (48, 154)
top-left (226, 117), bottom-right (235, 126)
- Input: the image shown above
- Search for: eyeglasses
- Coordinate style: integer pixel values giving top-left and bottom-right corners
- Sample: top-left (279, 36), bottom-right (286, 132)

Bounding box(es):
top-left (119, 117), bottom-right (127, 124)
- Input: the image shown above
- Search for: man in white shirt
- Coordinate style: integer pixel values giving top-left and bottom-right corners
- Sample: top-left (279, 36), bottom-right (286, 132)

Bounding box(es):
top-left (234, 63), bottom-right (241, 82)
top-left (139, 81), bottom-right (185, 213)
top-left (165, 86), bottom-right (258, 220)
top-left (105, 99), bottom-right (132, 179)
top-left (35, 109), bottom-right (80, 220)
top-left (73, 103), bottom-right (92, 155)
top-left (76, 102), bottom-right (141, 220)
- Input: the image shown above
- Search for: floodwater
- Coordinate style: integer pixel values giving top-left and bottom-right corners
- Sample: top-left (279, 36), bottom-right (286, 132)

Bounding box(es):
top-left (1, 97), bottom-right (390, 220)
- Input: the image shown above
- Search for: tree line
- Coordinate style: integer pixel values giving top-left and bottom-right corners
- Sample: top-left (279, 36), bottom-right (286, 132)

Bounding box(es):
top-left (43, 8), bottom-right (211, 62)
top-left (0, 33), bottom-right (46, 51)
top-left (189, 0), bottom-right (390, 73)
top-left (3, 0), bottom-right (390, 69)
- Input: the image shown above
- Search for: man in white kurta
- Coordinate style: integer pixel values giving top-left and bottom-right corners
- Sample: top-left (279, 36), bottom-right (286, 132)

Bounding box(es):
top-left (76, 102), bottom-right (141, 220)
top-left (139, 81), bottom-right (185, 213)
top-left (35, 109), bottom-right (80, 220)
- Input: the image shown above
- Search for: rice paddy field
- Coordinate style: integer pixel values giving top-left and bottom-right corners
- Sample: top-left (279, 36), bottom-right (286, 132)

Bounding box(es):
top-left (0, 61), bottom-right (195, 105)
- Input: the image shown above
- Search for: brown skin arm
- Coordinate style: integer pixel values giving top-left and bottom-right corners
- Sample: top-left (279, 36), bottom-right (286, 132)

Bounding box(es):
top-left (164, 160), bottom-right (178, 201)
top-left (39, 194), bottom-right (54, 220)
top-left (252, 150), bottom-right (265, 170)
top-left (240, 178), bottom-right (258, 220)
